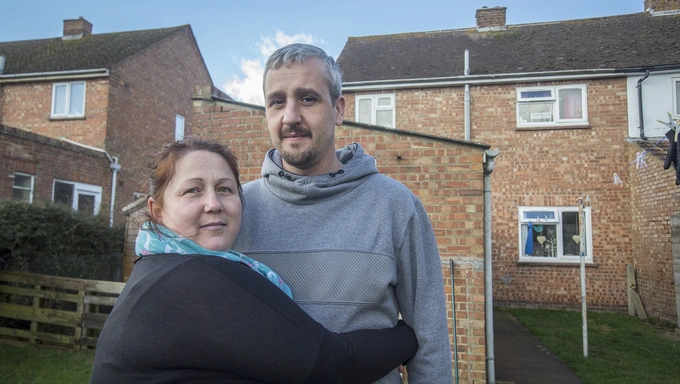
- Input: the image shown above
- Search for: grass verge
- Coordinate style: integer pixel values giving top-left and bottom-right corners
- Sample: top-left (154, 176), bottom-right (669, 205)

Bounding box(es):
top-left (0, 343), bottom-right (94, 384)
top-left (505, 307), bottom-right (680, 384)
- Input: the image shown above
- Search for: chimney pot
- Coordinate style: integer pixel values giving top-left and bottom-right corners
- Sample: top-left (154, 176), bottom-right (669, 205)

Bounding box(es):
top-left (63, 17), bottom-right (93, 40)
top-left (476, 6), bottom-right (507, 31)
top-left (645, 0), bottom-right (680, 14)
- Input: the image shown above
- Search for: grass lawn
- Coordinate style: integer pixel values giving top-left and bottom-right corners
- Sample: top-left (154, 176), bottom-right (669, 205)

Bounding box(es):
top-left (1, 309), bottom-right (678, 383)
top-left (505, 307), bottom-right (680, 384)
top-left (0, 343), bottom-right (94, 384)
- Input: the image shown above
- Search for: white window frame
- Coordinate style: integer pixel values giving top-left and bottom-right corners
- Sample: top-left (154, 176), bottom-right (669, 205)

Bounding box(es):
top-left (672, 77), bottom-right (680, 118)
top-left (51, 81), bottom-right (86, 118)
top-left (11, 172), bottom-right (34, 203)
top-left (517, 206), bottom-right (593, 264)
top-left (355, 94), bottom-right (396, 128)
top-left (516, 85), bottom-right (588, 128)
top-left (52, 180), bottom-right (102, 215)
top-left (175, 114), bottom-right (185, 141)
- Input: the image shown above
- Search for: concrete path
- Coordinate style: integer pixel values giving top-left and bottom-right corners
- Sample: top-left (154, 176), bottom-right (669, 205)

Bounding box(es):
top-left (493, 307), bottom-right (584, 384)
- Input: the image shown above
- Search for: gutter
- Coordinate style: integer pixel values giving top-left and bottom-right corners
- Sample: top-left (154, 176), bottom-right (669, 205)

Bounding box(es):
top-left (0, 68), bottom-right (109, 84)
top-left (343, 65), bottom-right (680, 92)
top-left (636, 70), bottom-right (650, 140)
top-left (483, 149), bottom-right (500, 384)
top-left (60, 138), bottom-right (120, 227)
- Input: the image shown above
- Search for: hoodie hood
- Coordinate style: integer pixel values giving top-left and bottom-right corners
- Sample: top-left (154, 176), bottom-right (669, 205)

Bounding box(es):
top-left (260, 143), bottom-right (378, 205)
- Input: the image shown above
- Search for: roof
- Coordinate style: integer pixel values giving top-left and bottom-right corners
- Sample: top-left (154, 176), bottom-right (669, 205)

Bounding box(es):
top-left (0, 25), bottom-right (188, 75)
top-left (337, 12), bottom-right (680, 83)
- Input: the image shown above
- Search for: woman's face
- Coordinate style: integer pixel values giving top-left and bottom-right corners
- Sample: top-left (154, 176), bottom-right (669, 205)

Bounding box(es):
top-left (149, 150), bottom-right (242, 252)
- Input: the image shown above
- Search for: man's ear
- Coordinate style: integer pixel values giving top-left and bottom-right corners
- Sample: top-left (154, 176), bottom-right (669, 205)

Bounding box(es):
top-left (334, 96), bottom-right (346, 126)
top-left (148, 197), bottom-right (162, 223)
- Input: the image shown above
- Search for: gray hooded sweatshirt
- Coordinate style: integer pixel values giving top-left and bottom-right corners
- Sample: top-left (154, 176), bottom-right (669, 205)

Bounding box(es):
top-left (234, 143), bottom-right (453, 384)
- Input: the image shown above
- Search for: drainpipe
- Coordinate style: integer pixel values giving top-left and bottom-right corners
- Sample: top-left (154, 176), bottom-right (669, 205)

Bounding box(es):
top-left (636, 70), bottom-right (649, 140)
top-left (60, 137), bottom-right (120, 226)
top-left (464, 50), bottom-right (471, 141)
top-left (0, 55), bottom-right (5, 122)
top-left (484, 148), bottom-right (500, 384)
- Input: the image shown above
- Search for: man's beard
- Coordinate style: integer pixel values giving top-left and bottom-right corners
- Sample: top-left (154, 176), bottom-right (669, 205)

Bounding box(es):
top-left (279, 125), bottom-right (317, 170)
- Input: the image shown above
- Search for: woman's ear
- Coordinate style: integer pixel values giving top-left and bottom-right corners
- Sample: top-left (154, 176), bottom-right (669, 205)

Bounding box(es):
top-left (148, 197), bottom-right (162, 223)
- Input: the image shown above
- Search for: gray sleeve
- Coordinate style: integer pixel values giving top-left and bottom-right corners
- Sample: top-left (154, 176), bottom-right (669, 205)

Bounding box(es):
top-left (395, 200), bottom-right (454, 384)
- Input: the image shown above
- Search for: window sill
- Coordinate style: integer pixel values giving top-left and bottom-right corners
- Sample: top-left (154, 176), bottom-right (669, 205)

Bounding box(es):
top-left (516, 124), bottom-right (591, 131)
top-left (49, 115), bottom-right (86, 121)
top-left (517, 259), bottom-right (598, 267)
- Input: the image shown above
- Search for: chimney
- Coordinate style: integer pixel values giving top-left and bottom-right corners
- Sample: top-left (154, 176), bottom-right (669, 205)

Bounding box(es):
top-left (476, 6), bottom-right (507, 31)
top-left (645, 0), bottom-right (680, 15)
top-left (63, 17), bottom-right (92, 40)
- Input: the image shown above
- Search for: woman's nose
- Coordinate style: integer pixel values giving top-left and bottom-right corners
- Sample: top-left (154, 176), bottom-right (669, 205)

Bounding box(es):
top-left (204, 191), bottom-right (223, 213)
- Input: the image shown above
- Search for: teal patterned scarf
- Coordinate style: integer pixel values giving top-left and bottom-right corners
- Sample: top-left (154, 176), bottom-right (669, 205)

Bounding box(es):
top-left (136, 221), bottom-right (293, 298)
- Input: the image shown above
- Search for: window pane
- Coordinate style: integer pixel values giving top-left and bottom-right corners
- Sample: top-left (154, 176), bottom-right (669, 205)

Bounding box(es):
top-left (12, 189), bottom-right (30, 201)
top-left (54, 181), bottom-right (74, 206)
top-left (377, 97), bottom-right (392, 106)
top-left (561, 211), bottom-right (583, 256)
top-left (53, 85), bottom-right (67, 115)
top-left (69, 83), bottom-right (85, 115)
top-left (520, 90), bottom-right (552, 99)
top-left (559, 88), bottom-right (582, 120)
top-left (518, 102), bottom-right (554, 124)
top-left (358, 99), bottom-right (372, 123)
top-left (376, 110), bottom-right (393, 127)
top-left (77, 194), bottom-right (96, 214)
top-left (13, 174), bottom-right (31, 188)
top-left (175, 115), bottom-right (185, 141)
top-left (676, 81), bottom-right (680, 115)
top-left (522, 223), bottom-right (558, 257)
top-left (523, 211), bottom-right (555, 220)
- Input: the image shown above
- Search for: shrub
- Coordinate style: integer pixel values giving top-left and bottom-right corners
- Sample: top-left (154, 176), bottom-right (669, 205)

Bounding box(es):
top-left (0, 200), bottom-right (124, 281)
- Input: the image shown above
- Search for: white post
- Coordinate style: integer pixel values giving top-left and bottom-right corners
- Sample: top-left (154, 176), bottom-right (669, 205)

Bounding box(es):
top-left (579, 198), bottom-right (588, 358)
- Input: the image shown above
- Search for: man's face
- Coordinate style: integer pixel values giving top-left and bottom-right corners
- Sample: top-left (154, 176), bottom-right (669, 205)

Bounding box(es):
top-left (263, 57), bottom-right (345, 176)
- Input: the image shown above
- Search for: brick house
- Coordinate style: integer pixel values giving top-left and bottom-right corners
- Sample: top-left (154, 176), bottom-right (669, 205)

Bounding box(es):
top-left (0, 17), bottom-right (225, 225)
top-left (336, 0), bottom-right (680, 336)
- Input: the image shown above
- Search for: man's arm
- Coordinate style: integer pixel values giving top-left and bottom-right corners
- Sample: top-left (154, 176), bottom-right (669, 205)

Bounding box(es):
top-left (396, 201), bottom-right (454, 384)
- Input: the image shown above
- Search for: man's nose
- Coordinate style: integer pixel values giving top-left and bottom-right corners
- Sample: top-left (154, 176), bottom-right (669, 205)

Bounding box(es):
top-left (282, 101), bottom-right (302, 125)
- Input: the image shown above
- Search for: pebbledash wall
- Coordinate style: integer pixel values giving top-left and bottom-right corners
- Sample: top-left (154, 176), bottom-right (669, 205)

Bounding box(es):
top-left (187, 88), bottom-right (491, 384)
top-left (0, 124), bottom-right (111, 207)
top-left (343, 76), bottom-right (679, 324)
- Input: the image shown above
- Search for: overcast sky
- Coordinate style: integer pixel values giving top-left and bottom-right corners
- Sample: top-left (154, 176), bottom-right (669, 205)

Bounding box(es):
top-left (1, 0), bottom-right (645, 105)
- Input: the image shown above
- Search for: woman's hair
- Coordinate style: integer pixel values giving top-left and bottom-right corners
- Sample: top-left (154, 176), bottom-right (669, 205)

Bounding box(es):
top-left (144, 136), bottom-right (244, 213)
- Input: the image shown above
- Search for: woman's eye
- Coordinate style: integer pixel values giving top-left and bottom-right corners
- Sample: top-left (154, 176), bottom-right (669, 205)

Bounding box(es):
top-left (185, 188), bottom-right (199, 194)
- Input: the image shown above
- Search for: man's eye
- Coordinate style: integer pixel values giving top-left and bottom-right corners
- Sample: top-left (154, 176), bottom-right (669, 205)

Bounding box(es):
top-left (269, 99), bottom-right (285, 108)
top-left (301, 97), bottom-right (316, 104)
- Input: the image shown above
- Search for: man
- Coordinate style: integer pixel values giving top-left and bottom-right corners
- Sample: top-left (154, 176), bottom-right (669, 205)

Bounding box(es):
top-left (234, 43), bottom-right (453, 384)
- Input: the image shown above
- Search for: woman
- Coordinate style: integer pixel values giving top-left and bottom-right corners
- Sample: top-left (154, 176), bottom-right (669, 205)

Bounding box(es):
top-left (90, 137), bottom-right (417, 384)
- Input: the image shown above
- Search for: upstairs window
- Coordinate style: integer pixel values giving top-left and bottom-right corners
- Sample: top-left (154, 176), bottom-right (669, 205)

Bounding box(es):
top-left (355, 94), bottom-right (395, 128)
top-left (518, 206), bottom-right (592, 263)
top-left (516, 85), bottom-right (588, 128)
top-left (52, 81), bottom-right (86, 118)
top-left (673, 77), bottom-right (680, 117)
top-left (175, 115), bottom-right (185, 141)
top-left (12, 172), bottom-right (34, 203)
top-left (53, 180), bottom-right (102, 215)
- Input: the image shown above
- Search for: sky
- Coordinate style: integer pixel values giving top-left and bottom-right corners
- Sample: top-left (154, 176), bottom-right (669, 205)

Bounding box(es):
top-left (1, 0), bottom-right (645, 106)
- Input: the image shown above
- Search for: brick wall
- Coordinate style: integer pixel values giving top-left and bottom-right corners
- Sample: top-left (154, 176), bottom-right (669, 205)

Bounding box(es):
top-left (346, 78), bottom-right (642, 317)
top-left (178, 97), bottom-right (488, 383)
top-left (105, 26), bottom-right (213, 223)
top-left (0, 80), bottom-right (110, 147)
top-left (0, 27), bottom-right (213, 225)
top-left (0, 124), bottom-right (110, 209)
top-left (628, 142), bottom-right (680, 322)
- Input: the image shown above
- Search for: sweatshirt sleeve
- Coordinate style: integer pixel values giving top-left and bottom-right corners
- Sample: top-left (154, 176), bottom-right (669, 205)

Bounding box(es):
top-left (395, 200), bottom-right (454, 384)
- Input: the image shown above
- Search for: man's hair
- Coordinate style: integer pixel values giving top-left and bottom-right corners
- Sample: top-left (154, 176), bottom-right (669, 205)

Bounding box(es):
top-left (263, 43), bottom-right (342, 105)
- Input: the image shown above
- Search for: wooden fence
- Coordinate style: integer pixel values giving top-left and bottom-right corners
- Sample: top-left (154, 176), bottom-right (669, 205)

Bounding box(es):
top-left (0, 271), bottom-right (125, 351)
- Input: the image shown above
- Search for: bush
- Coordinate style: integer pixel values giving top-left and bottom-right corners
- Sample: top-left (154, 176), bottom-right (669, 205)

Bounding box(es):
top-left (0, 200), bottom-right (124, 281)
